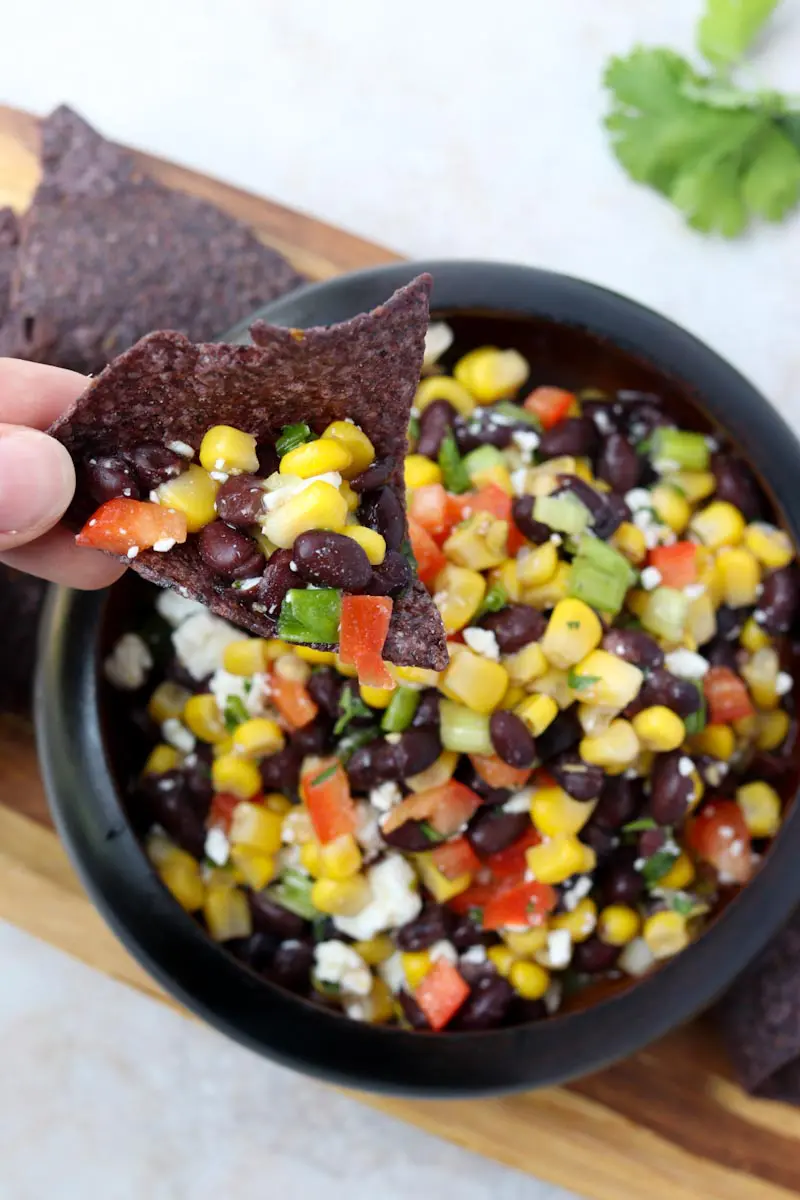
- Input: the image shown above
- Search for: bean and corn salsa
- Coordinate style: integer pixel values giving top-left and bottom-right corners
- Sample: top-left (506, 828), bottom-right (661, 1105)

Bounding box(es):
top-left (107, 325), bottom-right (799, 1033)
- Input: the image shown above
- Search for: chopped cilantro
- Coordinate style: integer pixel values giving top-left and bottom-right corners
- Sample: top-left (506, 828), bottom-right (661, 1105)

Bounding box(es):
top-left (437, 430), bottom-right (471, 494)
top-left (223, 694), bottom-right (249, 732)
top-left (467, 906), bottom-right (484, 925)
top-left (419, 821), bottom-right (445, 844)
top-left (567, 668), bottom-right (601, 691)
top-left (312, 762), bottom-right (338, 787)
top-left (334, 687), bottom-right (373, 735)
top-left (670, 893), bottom-right (697, 916)
top-left (567, 619), bottom-right (581, 630)
top-left (276, 422), bottom-right (314, 457)
top-left (408, 415), bottom-right (420, 445)
top-left (622, 817), bottom-right (658, 833)
top-left (641, 849), bottom-right (680, 885)
top-left (476, 581), bottom-right (508, 619)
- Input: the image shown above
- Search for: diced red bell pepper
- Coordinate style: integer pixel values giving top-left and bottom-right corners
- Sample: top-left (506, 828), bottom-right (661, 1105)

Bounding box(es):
top-left (482, 879), bottom-right (558, 930)
top-left (431, 835), bottom-right (481, 881)
top-left (704, 667), bottom-right (755, 725)
top-left (76, 498), bottom-right (187, 555)
top-left (506, 522), bottom-right (528, 557)
top-left (523, 386), bottom-right (574, 429)
top-left (208, 792), bottom-right (242, 834)
top-left (271, 672), bottom-right (318, 729)
top-left (414, 960), bottom-right (471, 1031)
top-left (339, 594), bottom-right (394, 688)
top-left (409, 484), bottom-right (463, 541)
top-left (687, 799), bottom-right (753, 884)
top-left (381, 780), bottom-right (483, 838)
top-left (302, 757), bottom-right (357, 844)
top-left (408, 518), bottom-right (447, 586)
top-left (447, 880), bottom-right (501, 916)
top-left (469, 753), bottom-right (532, 791)
top-left (648, 541), bottom-right (698, 589)
top-left (461, 483), bottom-right (512, 522)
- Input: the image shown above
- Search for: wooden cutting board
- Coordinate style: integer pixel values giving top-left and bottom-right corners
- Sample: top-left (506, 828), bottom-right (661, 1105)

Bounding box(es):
top-left (2, 103), bottom-right (799, 1200)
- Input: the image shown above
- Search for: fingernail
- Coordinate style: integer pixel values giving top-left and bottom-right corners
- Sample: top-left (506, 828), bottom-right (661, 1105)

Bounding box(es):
top-left (0, 428), bottom-right (75, 539)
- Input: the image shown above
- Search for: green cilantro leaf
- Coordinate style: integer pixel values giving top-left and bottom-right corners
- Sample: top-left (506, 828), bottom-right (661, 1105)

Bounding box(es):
top-left (698, 0), bottom-right (781, 70)
top-left (622, 817), bottom-right (658, 833)
top-left (222, 694), bottom-right (249, 732)
top-left (276, 422), bottom-right (313, 457)
top-left (475, 581), bottom-right (508, 619)
top-left (312, 762), bottom-right (338, 787)
top-left (567, 668), bottom-right (601, 691)
top-left (437, 430), bottom-right (471, 494)
top-left (641, 849), bottom-right (680, 885)
top-left (670, 893), bottom-right (697, 916)
top-left (334, 687), bottom-right (374, 735)
top-left (419, 821), bottom-right (445, 844)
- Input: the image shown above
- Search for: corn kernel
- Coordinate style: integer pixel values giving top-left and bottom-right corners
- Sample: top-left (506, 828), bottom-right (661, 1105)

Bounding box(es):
top-left (311, 875), bottom-right (371, 917)
top-left (685, 591), bottom-right (717, 649)
top-left (568, 650), bottom-right (643, 710)
top-left (757, 708), bottom-right (790, 752)
top-left (516, 693), bottom-right (559, 736)
top-left (632, 706), bottom-right (686, 753)
top-left (444, 512), bottom-right (508, 571)
top-left (454, 346), bottom-right (529, 402)
top-left (642, 911), bottom-right (689, 960)
top-left (688, 723), bottom-right (735, 761)
top-left (577, 704), bottom-right (615, 737)
top-left (530, 785), bottom-right (596, 837)
top-left (716, 547), bottom-right (761, 608)
top-left (364, 976), bottom-right (394, 1024)
top-left (734, 714), bottom-right (758, 741)
top-left (501, 928), bottom-right (550, 956)
top-left (183, 693), bottom-right (227, 743)
top-left (668, 470), bottom-right (716, 504)
top-left (501, 684), bottom-right (527, 710)
top-left (404, 453), bottom-right (442, 488)
top-left (353, 936), bottom-right (394, 966)
top-left (509, 960), bottom-right (550, 1000)
top-left (211, 754), bottom-right (262, 799)
top-left (505, 641), bottom-right (548, 685)
top-left (282, 806), bottom-right (315, 845)
top-left (516, 541), bottom-right (558, 588)
top-left (229, 846), bottom-right (276, 890)
top-left (204, 884), bottom-right (252, 941)
top-left (440, 648), bottom-right (508, 714)
top-left (322, 420), bottom-right (375, 478)
top-left (157, 849), bottom-right (205, 912)
top-left (487, 945), bottom-right (516, 978)
top-left (740, 616), bottom-right (770, 654)
top-left (580, 719), bottom-right (641, 769)
top-left (232, 717), bottom-right (285, 758)
top-left (737, 781), bottom-right (781, 837)
top-left (415, 375), bottom-right (477, 417)
top-left (143, 743), bottom-right (181, 775)
top-left (406, 750), bottom-right (459, 793)
top-left (741, 647), bottom-right (780, 711)
top-left (526, 834), bottom-right (587, 885)
top-left (610, 521), bottom-right (647, 565)
top-left (597, 905), bottom-right (640, 946)
top-left (299, 841), bottom-right (322, 876)
top-left (551, 898), bottom-right (598, 943)
top-left (222, 638), bottom-right (268, 676)
top-left (262, 480), bottom-right (349, 548)
top-left (433, 563), bottom-right (486, 633)
top-left (340, 480), bottom-right (360, 513)
top-left (212, 737), bottom-right (234, 758)
top-left (147, 681), bottom-right (191, 724)
top-left (229, 801), bottom-right (283, 853)
top-left (522, 562), bottom-right (571, 610)
top-left (744, 522), bottom-right (794, 570)
top-left (690, 501), bottom-right (745, 549)
top-left (541, 598), bottom-right (603, 670)
top-left (318, 833), bottom-right (363, 880)
top-left (651, 483), bottom-right (691, 533)
top-left (341, 524), bottom-right (386, 565)
top-left (471, 462), bottom-right (513, 495)
top-left (530, 666), bottom-right (574, 709)
top-left (402, 950), bottom-right (433, 989)
top-left (659, 852), bottom-right (696, 890)
top-left (264, 638), bottom-right (293, 660)
top-left (156, 464), bottom-right (219, 532)
top-left (199, 425), bottom-right (258, 476)
top-left (280, 437), bottom-right (352, 479)
top-left (414, 852), bottom-right (472, 900)
top-left (573, 458), bottom-right (593, 483)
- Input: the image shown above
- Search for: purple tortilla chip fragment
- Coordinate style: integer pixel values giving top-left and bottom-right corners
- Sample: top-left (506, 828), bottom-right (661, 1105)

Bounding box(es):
top-left (0, 105), bottom-right (304, 373)
top-left (49, 274), bottom-right (448, 672)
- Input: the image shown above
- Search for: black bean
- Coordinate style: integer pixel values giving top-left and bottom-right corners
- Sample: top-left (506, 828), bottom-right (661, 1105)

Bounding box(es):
top-left (550, 751), bottom-right (604, 801)
top-left (359, 486), bottom-right (405, 550)
top-left (307, 667), bottom-right (344, 718)
top-left (230, 932), bottom-right (281, 972)
top-left (579, 820), bottom-right (618, 864)
top-left (291, 718), bottom-right (333, 756)
top-left (254, 548), bottom-right (295, 621)
top-left (640, 668), bottom-right (702, 717)
top-left (270, 939), bottom-right (314, 991)
top-left (198, 521), bottom-right (264, 579)
top-left (466, 809), bottom-right (529, 857)
top-left (292, 530), bottom-right (372, 591)
top-left (362, 549), bottom-right (412, 596)
top-left (593, 776), bottom-right (642, 829)
top-left (572, 937), bottom-right (621, 974)
top-left (758, 567), bottom-right (798, 635)
top-left (639, 827), bottom-right (667, 858)
top-left (481, 602), bottom-right (546, 653)
top-left (649, 751), bottom-right (695, 825)
top-left (416, 399), bottom-right (456, 459)
top-left (249, 891), bottom-right (307, 939)
top-left (183, 759), bottom-right (212, 816)
top-left (381, 820), bottom-right (432, 852)
top-left (602, 628), bottom-right (664, 670)
top-left (597, 433), bottom-right (641, 494)
top-left (398, 991), bottom-right (430, 1029)
top-left (599, 851), bottom-right (645, 907)
top-left (716, 604), bottom-right (746, 639)
top-left (346, 740), bottom-right (402, 792)
top-left (259, 744), bottom-right (302, 796)
top-left (454, 411), bottom-right (515, 453)
top-left (142, 771), bottom-right (205, 859)
top-left (412, 689), bottom-right (440, 728)
top-left (538, 417), bottom-right (597, 460)
top-left (395, 903), bottom-right (454, 951)
top-left (450, 915), bottom-right (497, 950)
top-left (256, 443), bottom-right (280, 477)
top-left (555, 475), bottom-right (626, 540)
top-left (129, 443), bottom-right (185, 489)
top-left (582, 399), bottom-right (621, 434)
top-left (536, 708), bottom-right (582, 763)
top-left (395, 728), bottom-right (441, 776)
top-left (454, 974), bottom-right (513, 1031)
top-left (312, 917), bottom-right (337, 943)
top-left (623, 401), bottom-right (670, 442)
top-left (85, 454), bottom-right (140, 504)
top-left (349, 458), bottom-right (393, 493)
top-left (712, 453), bottom-right (763, 522)
top-left (511, 495), bottom-right (551, 545)
top-left (489, 710), bottom-right (536, 767)
top-left (214, 474), bottom-right (266, 527)
top-left (704, 637), bottom-right (739, 671)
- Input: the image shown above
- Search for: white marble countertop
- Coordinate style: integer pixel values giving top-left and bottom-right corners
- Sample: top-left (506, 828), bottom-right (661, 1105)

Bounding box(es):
top-left (2, 1), bottom-right (800, 1196)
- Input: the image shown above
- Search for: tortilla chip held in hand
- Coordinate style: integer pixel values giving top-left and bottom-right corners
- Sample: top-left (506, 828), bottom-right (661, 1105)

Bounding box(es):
top-left (49, 274), bottom-right (449, 679)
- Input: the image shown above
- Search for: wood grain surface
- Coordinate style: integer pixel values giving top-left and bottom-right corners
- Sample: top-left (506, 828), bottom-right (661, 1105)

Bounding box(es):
top-left (1, 104), bottom-right (797, 1200)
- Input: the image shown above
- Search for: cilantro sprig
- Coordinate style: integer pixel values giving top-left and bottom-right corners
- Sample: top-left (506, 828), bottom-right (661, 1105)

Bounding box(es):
top-left (604, 0), bottom-right (800, 236)
top-left (334, 686), bottom-right (374, 735)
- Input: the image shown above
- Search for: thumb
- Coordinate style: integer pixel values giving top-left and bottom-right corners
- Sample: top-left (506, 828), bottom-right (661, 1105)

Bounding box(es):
top-left (0, 425), bottom-right (76, 551)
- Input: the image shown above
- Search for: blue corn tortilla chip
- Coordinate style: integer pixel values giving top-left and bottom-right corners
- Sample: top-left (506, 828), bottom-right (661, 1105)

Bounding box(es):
top-left (49, 274), bottom-right (448, 672)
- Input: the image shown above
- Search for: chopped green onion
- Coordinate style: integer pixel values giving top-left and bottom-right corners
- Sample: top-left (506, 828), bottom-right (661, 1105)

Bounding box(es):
top-left (334, 687), bottom-right (373, 735)
top-left (641, 850), bottom-right (680, 886)
top-left (475, 580), bottom-right (508, 619)
top-left (534, 492), bottom-right (591, 536)
top-left (462, 444), bottom-right (506, 479)
top-left (278, 588), bottom-right (342, 644)
top-left (381, 687), bottom-right (420, 734)
top-left (268, 868), bottom-right (318, 920)
top-left (651, 427), bottom-right (710, 472)
top-left (568, 535), bottom-right (637, 616)
top-left (622, 817), bottom-right (658, 833)
top-left (439, 699), bottom-right (493, 754)
top-left (492, 400), bottom-right (541, 430)
top-left (641, 587), bottom-right (689, 643)
top-left (683, 683), bottom-right (707, 736)
top-left (312, 763), bottom-right (338, 786)
top-left (419, 821), bottom-right (445, 844)
top-left (437, 430), bottom-right (471, 494)
top-left (408, 415), bottom-right (420, 447)
top-left (222, 694), bottom-right (249, 732)
top-left (276, 422), bottom-right (314, 457)
top-left (567, 668), bottom-right (601, 691)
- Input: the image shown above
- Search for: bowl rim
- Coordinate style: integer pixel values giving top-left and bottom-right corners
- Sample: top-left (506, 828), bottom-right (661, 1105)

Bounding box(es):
top-left (36, 258), bottom-right (800, 1097)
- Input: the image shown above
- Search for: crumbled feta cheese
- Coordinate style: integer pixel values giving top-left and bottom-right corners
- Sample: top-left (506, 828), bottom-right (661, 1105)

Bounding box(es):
top-left (234, 577), bottom-right (261, 591)
top-left (683, 583), bottom-right (705, 600)
top-left (705, 762), bottom-right (727, 787)
top-left (429, 940), bottom-right (459, 965)
top-left (379, 951), bottom-right (407, 994)
top-left (463, 627), bottom-right (500, 661)
top-left (618, 936), bottom-right (655, 977)
top-left (343, 999), bottom-right (367, 1022)
top-left (173, 612), bottom-right (241, 680)
top-left (625, 488), bottom-right (652, 512)
top-left (550, 533), bottom-right (563, 546)
top-left (161, 718), bottom-right (196, 754)
top-left (562, 876), bottom-right (593, 912)
top-left (384, 732), bottom-right (402, 746)
top-left (543, 981), bottom-right (563, 1015)
top-left (511, 429), bottom-right (540, 462)
top-left (209, 668), bottom-right (271, 718)
top-left (369, 781), bottom-right (402, 812)
top-left (653, 457), bottom-right (680, 475)
top-left (640, 566), bottom-right (662, 591)
top-left (537, 929), bottom-right (573, 969)
top-left (678, 756), bottom-right (694, 777)
top-left (333, 855), bottom-right (422, 939)
top-left (314, 941), bottom-right (372, 996)
top-left (167, 440), bottom-right (194, 458)
top-left (354, 801), bottom-right (384, 860)
top-left (705, 435), bottom-right (719, 452)
top-left (103, 633), bottom-right (153, 690)
top-left (152, 537), bottom-right (177, 553)
top-left (261, 471), bottom-right (342, 513)
top-left (156, 590), bottom-right (206, 628)
top-left (503, 788), bottom-right (534, 814)
top-left (664, 649), bottom-right (709, 679)
top-left (209, 470), bottom-right (229, 483)
top-left (204, 826), bottom-right (230, 866)
top-left (592, 408), bottom-right (614, 435)
top-left (126, 545), bottom-right (140, 559)
top-left (460, 945), bottom-right (488, 965)
top-left (510, 467), bottom-right (530, 497)
top-left (422, 321), bottom-right (454, 367)
top-left (777, 671), bottom-right (794, 696)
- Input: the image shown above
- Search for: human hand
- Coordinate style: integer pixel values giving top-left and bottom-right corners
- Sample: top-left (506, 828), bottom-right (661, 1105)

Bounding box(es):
top-left (0, 358), bottom-right (124, 588)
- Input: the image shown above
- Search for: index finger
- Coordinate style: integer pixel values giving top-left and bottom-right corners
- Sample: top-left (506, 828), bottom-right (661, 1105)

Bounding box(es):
top-left (0, 358), bottom-right (87, 428)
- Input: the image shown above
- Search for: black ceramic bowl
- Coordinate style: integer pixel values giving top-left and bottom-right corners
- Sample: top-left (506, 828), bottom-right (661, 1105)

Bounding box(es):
top-left (36, 261), bottom-right (800, 1097)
